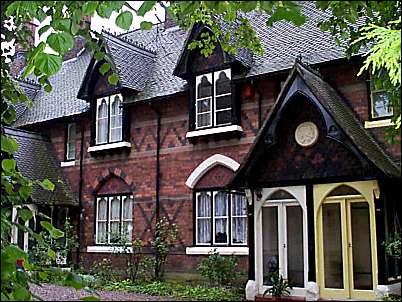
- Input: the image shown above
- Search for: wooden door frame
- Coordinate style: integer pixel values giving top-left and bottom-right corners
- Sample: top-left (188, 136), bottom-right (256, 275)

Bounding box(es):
top-left (314, 180), bottom-right (379, 300)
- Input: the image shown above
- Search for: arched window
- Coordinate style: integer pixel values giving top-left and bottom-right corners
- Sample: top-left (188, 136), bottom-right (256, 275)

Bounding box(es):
top-left (267, 189), bottom-right (297, 201)
top-left (196, 75), bottom-right (213, 128)
top-left (327, 185), bottom-right (361, 197)
top-left (95, 94), bottom-right (124, 145)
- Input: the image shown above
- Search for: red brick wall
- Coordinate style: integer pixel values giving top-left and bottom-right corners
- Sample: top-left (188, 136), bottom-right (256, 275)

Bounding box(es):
top-left (28, 60), bottom-right (400, 274)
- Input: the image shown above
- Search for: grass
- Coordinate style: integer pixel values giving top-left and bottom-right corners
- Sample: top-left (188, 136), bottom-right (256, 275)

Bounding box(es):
top-left (103, 279), bottom-right (245, 301)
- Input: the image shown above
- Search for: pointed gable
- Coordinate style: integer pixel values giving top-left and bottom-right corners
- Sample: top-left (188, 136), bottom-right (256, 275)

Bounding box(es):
top-left (230, 60), bottom-right (400, 188)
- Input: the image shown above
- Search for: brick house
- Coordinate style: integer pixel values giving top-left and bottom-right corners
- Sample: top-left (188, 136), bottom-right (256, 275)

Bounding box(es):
top-left (10, 3), bottom-right (400, 300)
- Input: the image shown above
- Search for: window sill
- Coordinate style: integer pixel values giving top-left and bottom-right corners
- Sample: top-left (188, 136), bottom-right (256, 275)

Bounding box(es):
top-left (87, 245), bottom-right (133, 253)
top-left (185, 246), bottom-right (248, 255)
top-left (364, 119), bottom-right (393, 129)
top-left (186, 125), bottom-right (243, 139)
top-left (87, 141), bottom-right (131, 153)
top-left (60, 161), bottom-right (75, 167)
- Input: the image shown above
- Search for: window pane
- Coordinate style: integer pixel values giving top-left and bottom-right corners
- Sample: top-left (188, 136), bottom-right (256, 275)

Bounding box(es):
top-left (197, 113), bottom-right (211, 128)
top-left (67, 123), bottom-right (76, 160)
top-left (197, 99), bottom-right (211, 113)
top-left (197, 218), bottom-right (211, 244)
top-left (215, 218), bottom-right (228, 243)
top-left (110, 222), bottom-right (120, 242)
top-left (110, 128), bottom-right (122, 142)
top-left (123, 196), bottom-right (133, 220)
top-left (263, 207), bottom-right (279, 285)
top-left (216, 95), bottom-right (231, 110)
top-left (216, 110), bottom-right (231, 125)
top-left (98, 99), bottom-right (108, 118)
top-left (323, 203), bottom-right (343, 289)
top-left (232, 195), bottom-right (247, 216)
top-left (372, 91), bottom-right (393, 118)
top-left (97, 222), bottom-right (107, 243)
top-left (287, 205), bottom-right (304, 287)
top-left (215, 192), bottom-right (228, 216)
top-left (232, 217), bottom-right (247, 244)
top-left (110, 196), bottom-right (121, 220)
top-left (268, 190), bottom-right (295, 200)
top-left (97, 118), bottom-right (108, 144)
top-left (97, 198), bottom-right (107, 220)
top-left (197, 76), bottom-right (212, 98)
top-left (197, 193), bottom-right (211, 217)
top-left (122, 222), bottom-right (133, 241)
top-left (215, 71), bottom-right (231, 95)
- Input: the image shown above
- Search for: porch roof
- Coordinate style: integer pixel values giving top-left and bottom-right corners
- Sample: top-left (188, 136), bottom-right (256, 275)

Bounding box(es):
top-left (230, 60), bottom-right (401, 188)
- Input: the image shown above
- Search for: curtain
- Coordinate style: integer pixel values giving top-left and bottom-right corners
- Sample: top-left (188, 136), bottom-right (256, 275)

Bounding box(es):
top-left (232, 194), bottom-right (247, 244)
top-left (97, 99), bottom-right (108, 144)
top-left (110, 95), bottom-right (122, 142)
top-left (97, 197), bottom-right (107, 243)
top-left (109, 196), bottom-right (121, 242)
top-left (197, 192), bottom-right (211, 244)
top-left (214, 192), bottom-right (229, 244)
top-left (122, 196), bottom-right (133, 241)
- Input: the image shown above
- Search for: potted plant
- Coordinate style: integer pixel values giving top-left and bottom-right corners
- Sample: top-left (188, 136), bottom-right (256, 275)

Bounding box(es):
top-left (262, 272), bottom-right (292, 301)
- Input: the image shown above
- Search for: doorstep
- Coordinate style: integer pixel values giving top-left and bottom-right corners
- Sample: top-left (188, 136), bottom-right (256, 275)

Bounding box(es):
top-left (255, 295), bottom-right (305, 301)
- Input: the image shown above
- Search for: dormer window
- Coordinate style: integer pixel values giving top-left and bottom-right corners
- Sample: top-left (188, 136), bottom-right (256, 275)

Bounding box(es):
top-left (96, 94), bottom-right (123, 145)
top-left (195, 69), bottom-right (232, 129)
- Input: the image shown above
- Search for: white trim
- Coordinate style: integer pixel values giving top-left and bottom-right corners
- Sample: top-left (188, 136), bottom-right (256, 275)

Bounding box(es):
top-left (364, 119), bottom-right (393, 129)
top-left (185, 154), bottom-right (240, 189)
top-left (186, 125), bottom-right (243, 139)
top-left (186, 246), bottom-right (249, 255)
top-left (214, 69), bottom-right (232, 127)
top-left (87, 141), bottom-right (131, 153)
top-left (195, 192), bottom-right (212, 245)
top-left (60, 161), bottom-right (75, 167)
top-left (87, 246), bottom-right (133, 253)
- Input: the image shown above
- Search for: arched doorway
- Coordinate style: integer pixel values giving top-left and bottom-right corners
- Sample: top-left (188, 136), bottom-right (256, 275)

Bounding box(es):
top-left (314, 181), bottom-right (379, 300)
top-left (255, 186), bottom-right (308, 296)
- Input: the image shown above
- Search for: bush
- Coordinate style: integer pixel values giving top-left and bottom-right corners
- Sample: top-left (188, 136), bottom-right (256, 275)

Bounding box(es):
top-left (197, 250), bottom-right (238, 285)
top-left (383, 233), bottom-right (401, 259)
top-left (90, 258), bottom-right (120, 285)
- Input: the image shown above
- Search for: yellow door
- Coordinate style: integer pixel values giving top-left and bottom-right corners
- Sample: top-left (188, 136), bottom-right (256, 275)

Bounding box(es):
top-left (317, 194), bottom-right (377, 300)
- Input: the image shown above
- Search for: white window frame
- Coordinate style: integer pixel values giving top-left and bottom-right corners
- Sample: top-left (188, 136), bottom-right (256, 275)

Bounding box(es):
top-left (122, 195), bottom-right (133, 241)
top-left (213, 69), bottom-right (232, 127)
top-left (108, 196), bottom-right (121, 244)
top-left (95, 197), bottom-right (108, 244)
top-left (66, 123), bottom-right (76, 161)
top-left (370, 78), bottom-right (393, 120)
top-left (109, 95), bottom-right (123, 143)
top-left (195, 191), bottom-right (212, 245)
top-left (95, 94), bottom-right (123, 145)
top-left (195, 73), bottom-right (213, 129)
top-left (231, 194), bottom-right (248, 245)
top-left (213, 191), bottom-right (229, 245)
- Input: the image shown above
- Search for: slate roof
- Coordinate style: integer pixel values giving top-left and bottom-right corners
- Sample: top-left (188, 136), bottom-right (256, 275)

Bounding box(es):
top-left (103, 31), bottom-right (156, 92)
top-left (230, 60), bottom-right (400, 187)
top-left (13, 78), bottom-right (41, 120)
top-left (14, 2), bottom-right (363, 124)
top-left (14, 50), bottom-right (91, 127)
top-left (3, 127), bottom-right (78, 206)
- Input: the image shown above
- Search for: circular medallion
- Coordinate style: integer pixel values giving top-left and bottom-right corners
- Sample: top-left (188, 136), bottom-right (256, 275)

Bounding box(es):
top-left (295, 122), bottom-right (319, 147)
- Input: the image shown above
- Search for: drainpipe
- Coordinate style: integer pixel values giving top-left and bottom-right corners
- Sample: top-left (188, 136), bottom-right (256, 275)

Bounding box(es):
top-left (150, 104), bottom-right (161, 222)
top-left (76, 124), bottom-right (85, 265)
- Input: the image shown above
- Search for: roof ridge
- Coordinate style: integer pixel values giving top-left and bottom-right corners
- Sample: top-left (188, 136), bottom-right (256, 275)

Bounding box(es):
top-left (4, 126), bottom-right (49, 141)
top-left (14, 77), bottom-right (41, 89)
top-left (118, 21), bottom-right (164, 37)
top-left (102, 29), bottom-right (157, 55)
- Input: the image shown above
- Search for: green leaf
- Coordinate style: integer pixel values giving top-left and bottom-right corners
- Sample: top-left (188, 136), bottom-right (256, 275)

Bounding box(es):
top-left (39, 179), bottom-right (55, 191)
top-left (137, 1), bottom-right (156, 17)
top-left (99, 62), bottom-right (111, 75)
top-left (18, 208), bottom-right (33, 222)
top-left (44, 84), bottom-right (52, 92)
top-left (47, 248), bottom-right (56, 260)
top-left (40, 221), bottom-right (64, 239)
top-left (2, 245), bottom-right (27, 263)
top-left (140, 21), bottom-right (153, 30)
top-left (239, 1), bottom-right (257, 12)
top-left (81, 296), bottom-right (100, 301)
top-left (48, 32), bottom-right (75, 54)
top-left (65, 272), bottom-right (85, 290)
top-left (108, 73), bottom-right (119, 85)
top-left (51, 19), bottom-right (72, 32)
top-left (13, 286), bottom-right (31, 301)
top-left (96, 3), bottom-right (115, 18)
top-left (38, 25), bottom-right (51, 37)
top-left (2, 159), bottom-right (16, 172)
top-left (94, 51), bottom-right (105, 61)
top-left (34, 53), bottom-right (62, 76)
top-left (5, 1), bottom-right (20, 17)
top-left (83, 1), bottom-right (99, 16)
top-left (1, 135), bottom-right (19, 153)
top-left (116, 11), bottom-right (133, 30)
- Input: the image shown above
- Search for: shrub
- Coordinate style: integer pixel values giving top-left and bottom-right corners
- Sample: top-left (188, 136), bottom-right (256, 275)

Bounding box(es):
top-left (90, 258), bottom-right (120, 285)
top-left (197, 250), bottom-right (238, 285)
top-left (263, 272), bottom-right (292, 297)
top-left (383, 233), bottom-right (401, 259)
top-left (151, 217), bottom-right (178, 280)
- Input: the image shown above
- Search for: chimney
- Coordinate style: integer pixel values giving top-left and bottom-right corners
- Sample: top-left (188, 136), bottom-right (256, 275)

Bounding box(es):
top-left (63, 16), bottom-right (91, 60)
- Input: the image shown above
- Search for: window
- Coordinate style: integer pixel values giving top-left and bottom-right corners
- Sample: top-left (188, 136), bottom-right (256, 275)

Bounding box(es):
top-left (96, 94), bottom-right (123, 145)
top-left (195, 69), bottom-right (232, 129)
top-left (66, 123), bottom-right (76, 161)
top-left (95, 194), bottom-right (133, 244)
top-left (195, 190), bottom-right (247, 246)
top-left (370, 77), bottom-right (393, 119)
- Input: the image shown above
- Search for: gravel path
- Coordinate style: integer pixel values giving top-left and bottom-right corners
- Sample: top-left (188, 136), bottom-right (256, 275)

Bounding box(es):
top-left (30, 284), bottom-right (172, 301)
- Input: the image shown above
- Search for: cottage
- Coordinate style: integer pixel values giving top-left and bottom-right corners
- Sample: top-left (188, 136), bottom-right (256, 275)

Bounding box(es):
top-left (11, 2), bottom-right (400, 300)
